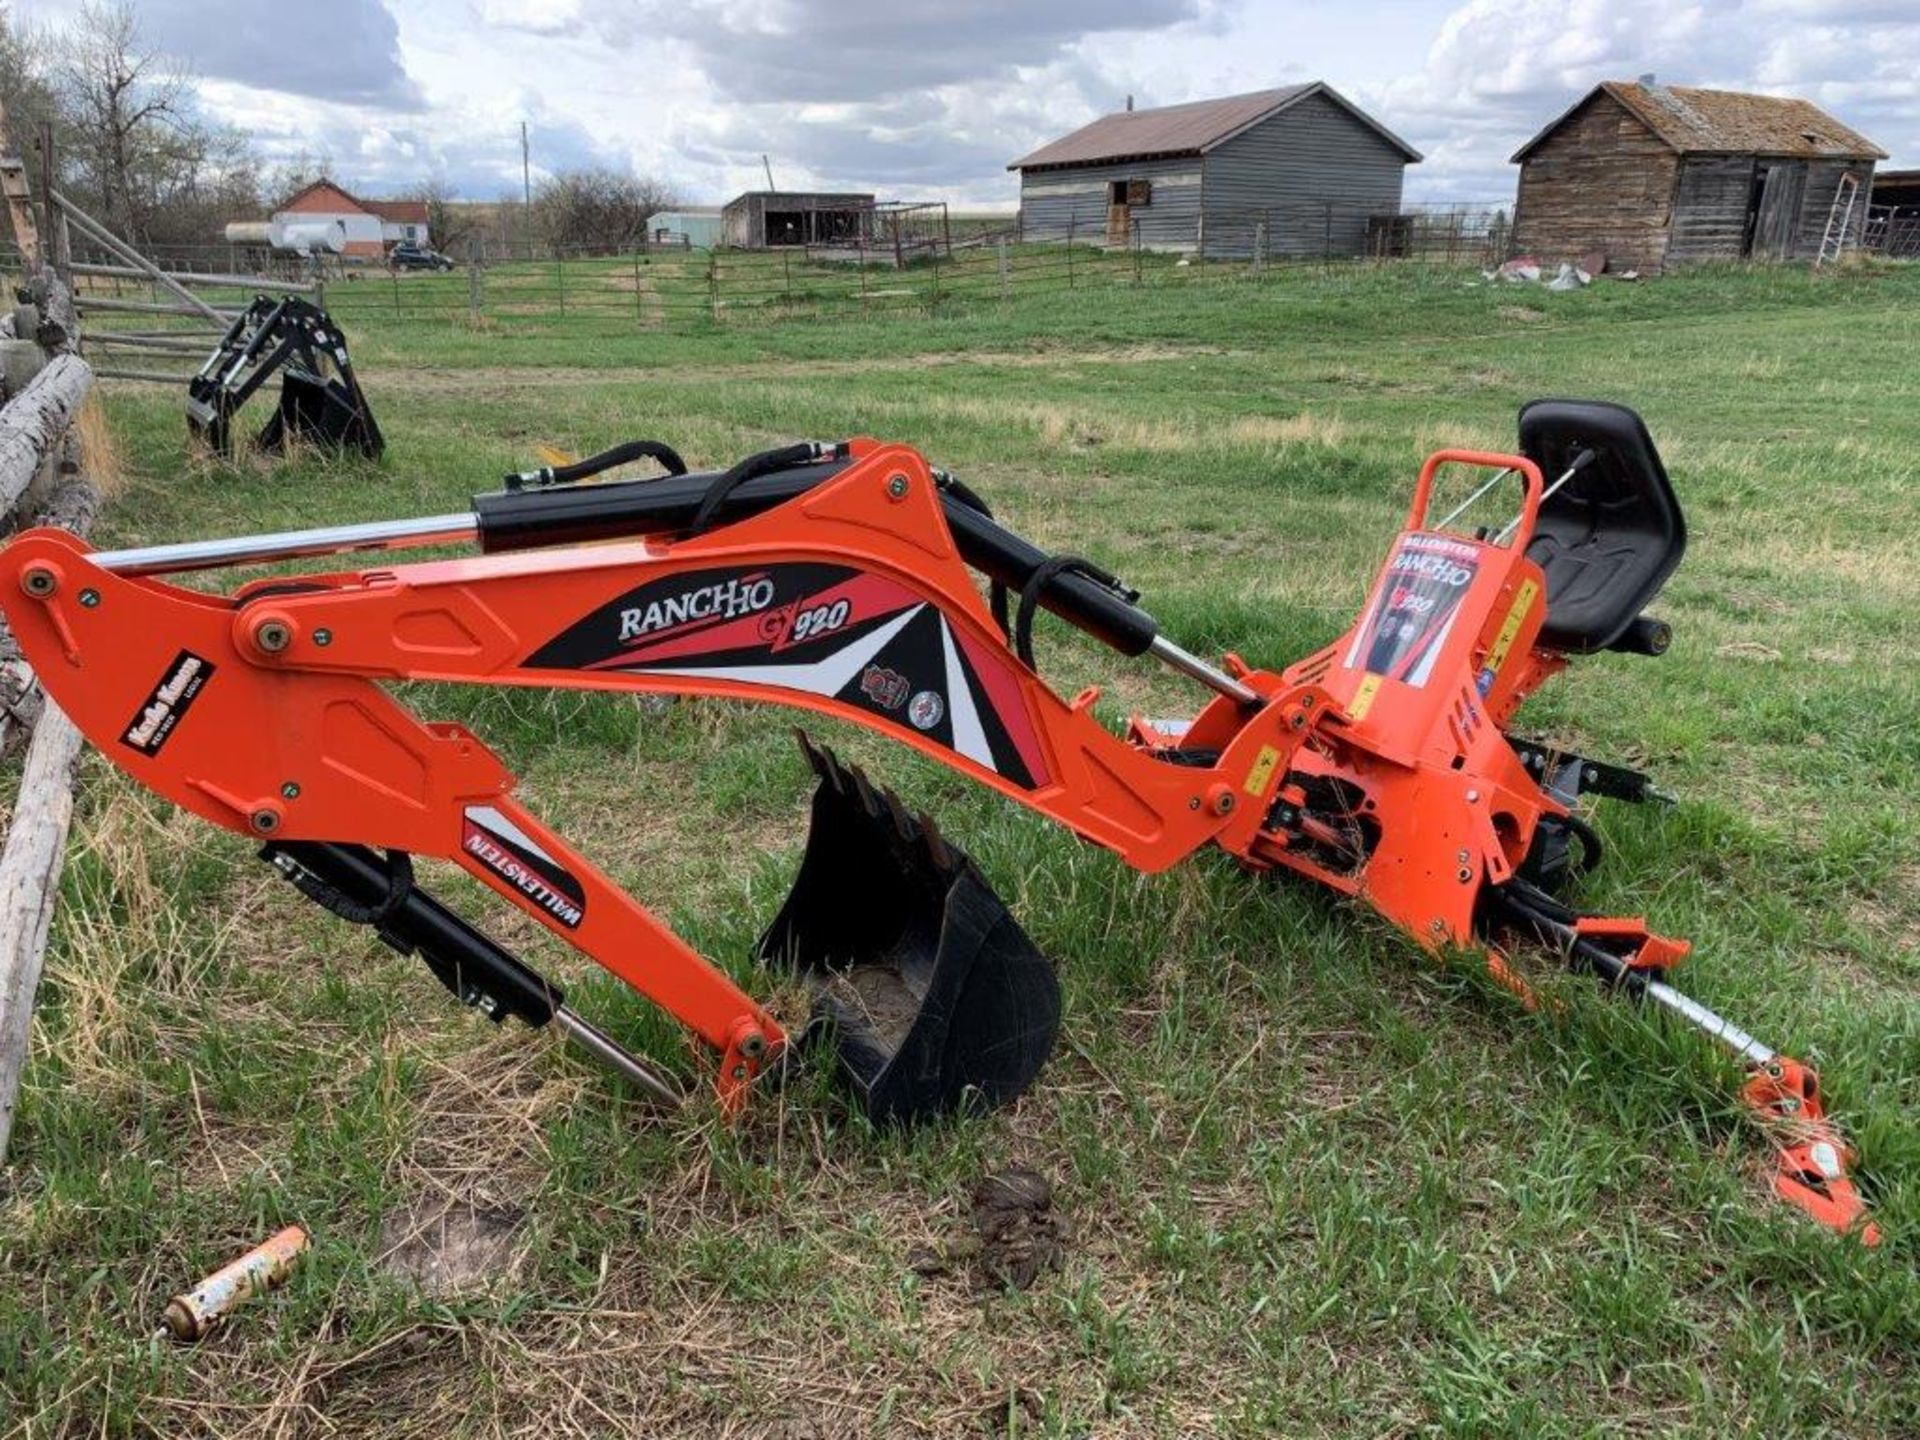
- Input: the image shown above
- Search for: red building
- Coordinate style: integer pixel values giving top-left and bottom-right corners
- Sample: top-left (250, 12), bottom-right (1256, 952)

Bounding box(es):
top-left (274, 180), bottom-right (431, 258)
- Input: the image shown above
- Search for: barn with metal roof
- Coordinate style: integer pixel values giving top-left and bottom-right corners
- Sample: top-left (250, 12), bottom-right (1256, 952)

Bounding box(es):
top-left (1009, 83), bottom-right (1421, 259)
top-left (1511, 80), bottom-right (1886, 271)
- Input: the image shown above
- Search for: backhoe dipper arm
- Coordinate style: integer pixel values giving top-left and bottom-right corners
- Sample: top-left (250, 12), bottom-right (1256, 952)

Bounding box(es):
top-left (0, 440), bottom-right (1328, 1107)
top-left (3, 526), bottom-right (788, 1103)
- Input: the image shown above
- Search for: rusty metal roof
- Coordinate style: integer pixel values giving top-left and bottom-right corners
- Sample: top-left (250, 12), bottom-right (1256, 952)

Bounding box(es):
top-left (1009, 82), bottom-right (1421, 171)
top-left (1515, 83), bottom-right (1886, 162)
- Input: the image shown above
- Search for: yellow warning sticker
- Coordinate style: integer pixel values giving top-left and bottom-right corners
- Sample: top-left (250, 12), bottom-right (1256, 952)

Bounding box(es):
top-left (1243, 743), bottom-right (1282, 798)
top-left (1348, 674), bottom-right (1383, 721)
top-left (1483, 578), bottom-right (1539, 684)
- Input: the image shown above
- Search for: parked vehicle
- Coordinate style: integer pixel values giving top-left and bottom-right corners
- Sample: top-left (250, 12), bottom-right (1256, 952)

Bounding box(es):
top-left (388, 241), bottom-right (455, 272)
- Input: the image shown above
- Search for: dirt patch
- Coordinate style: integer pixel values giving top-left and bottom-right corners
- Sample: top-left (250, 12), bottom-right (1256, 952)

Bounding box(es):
top-left (377, 1196), bottom-right (524, 1299)
top-left (819, 962), bottom-right (925, 1056)
top-left (908, 1167), bottom-right (1069, 1291)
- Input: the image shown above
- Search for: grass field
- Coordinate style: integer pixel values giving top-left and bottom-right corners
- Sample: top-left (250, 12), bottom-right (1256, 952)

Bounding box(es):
top-left (3, 261), bottom-right (1918, 1437)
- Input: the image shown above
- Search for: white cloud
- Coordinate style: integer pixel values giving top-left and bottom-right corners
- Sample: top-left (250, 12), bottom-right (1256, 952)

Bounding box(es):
top-left (13, 0), bottom-right (1915, 206)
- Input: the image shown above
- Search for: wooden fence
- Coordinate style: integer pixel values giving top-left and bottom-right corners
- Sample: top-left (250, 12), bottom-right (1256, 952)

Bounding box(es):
top-left (0, 122), bottom-right (102, 1162)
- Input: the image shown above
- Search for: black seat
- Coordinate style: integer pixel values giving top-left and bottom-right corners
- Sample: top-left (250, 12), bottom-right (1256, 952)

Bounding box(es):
top-left (1518, 400), bottom-right (1686, 653)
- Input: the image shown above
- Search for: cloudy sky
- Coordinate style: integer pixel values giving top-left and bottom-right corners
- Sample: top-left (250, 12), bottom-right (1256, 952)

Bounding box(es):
top-left (15, 0), bottom-right (1917, 205)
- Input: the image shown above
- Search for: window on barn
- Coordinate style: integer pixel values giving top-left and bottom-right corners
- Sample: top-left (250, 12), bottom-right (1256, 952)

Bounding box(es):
top-left (1108, 179), bottom-right (1152, 208)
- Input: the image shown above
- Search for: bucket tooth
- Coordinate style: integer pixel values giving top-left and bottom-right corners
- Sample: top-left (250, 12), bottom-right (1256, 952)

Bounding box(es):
top-left (761, 732), bottom-right (1061, 1125)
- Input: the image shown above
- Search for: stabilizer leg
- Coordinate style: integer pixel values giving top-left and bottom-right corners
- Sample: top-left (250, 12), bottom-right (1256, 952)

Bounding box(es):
top-left (1491, 879), bottom-right (1878, 1244)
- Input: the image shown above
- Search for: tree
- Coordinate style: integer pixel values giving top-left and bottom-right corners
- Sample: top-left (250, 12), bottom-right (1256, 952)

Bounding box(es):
top-left (531, 168), bottom-right (677, 253)
top-left (401, 175), bottom-right (469, 257)
top-left (0, 12), bottom-right (61, 164)
top-left (262, 152), bottom-right (336, 205)
top-left (52, 0), bottom-right (194, 241)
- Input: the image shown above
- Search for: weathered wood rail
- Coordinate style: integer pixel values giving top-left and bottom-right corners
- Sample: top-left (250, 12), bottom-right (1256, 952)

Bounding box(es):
top-left (0, 116), bottom-right (103, 1163)
top-left (0, 357), bottom-right (98, 1164)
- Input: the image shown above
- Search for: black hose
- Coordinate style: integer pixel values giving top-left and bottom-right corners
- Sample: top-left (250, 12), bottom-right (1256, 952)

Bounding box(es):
top-left (934, 473), bottom-right (1012, 638)
top-left (687, 442), bottom-right (841, 538)
top-left (1014, 554), bottom-right (1127, 669)
top-left (507, 438), bottom-right (688, 490)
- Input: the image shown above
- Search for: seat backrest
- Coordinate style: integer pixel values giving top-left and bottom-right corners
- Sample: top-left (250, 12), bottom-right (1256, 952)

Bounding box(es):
top-left (1518, 399), bottom-right (1686, 653)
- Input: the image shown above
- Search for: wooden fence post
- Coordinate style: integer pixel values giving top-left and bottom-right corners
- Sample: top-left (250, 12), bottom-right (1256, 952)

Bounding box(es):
top-left (469, 242), bottom-right (484, 323)
top-left (997, 240), bottom-right (1009, 299)
top-left (632, 251), bottom-right (643, 324)
top-left (1067, 215), bottom-right (1076, 288)
top-left (0, 355), bottom-right (96, 1165)
top-left (0, 701), bottom-right (86, 1161)
top-left (0, 355), bottom-right (89, 511)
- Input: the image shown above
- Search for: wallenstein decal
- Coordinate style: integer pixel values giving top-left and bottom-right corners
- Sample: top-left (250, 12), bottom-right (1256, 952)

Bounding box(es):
top-left (462, 805), bottom-right (587, 929)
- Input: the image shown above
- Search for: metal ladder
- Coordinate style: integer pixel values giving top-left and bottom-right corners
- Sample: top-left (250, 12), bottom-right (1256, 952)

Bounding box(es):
top-left (1816, 172), bottom-right (1860, 266)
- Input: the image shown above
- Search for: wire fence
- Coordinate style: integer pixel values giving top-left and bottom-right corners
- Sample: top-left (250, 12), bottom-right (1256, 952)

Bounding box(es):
top-left (65, 193), bottom-right (1915, 368)
top-left (7, 187), bottom-right (1909, 391)
top-left (297, 203), bottom-right (1520, 332)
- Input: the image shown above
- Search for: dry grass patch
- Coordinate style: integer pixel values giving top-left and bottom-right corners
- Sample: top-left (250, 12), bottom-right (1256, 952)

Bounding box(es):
top-left (74, 394), bottom-right (127, 497)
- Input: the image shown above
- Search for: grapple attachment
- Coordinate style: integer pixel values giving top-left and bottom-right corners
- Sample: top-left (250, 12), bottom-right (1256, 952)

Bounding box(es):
top-left (187, 296), bottom-right (383, 460)
top-left (758, 735), bottom-right (1060, 1125)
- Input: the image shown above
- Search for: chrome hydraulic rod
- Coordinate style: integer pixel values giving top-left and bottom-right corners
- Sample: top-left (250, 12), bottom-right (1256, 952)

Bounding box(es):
top-left (1644, 980), bottom-right (1777, 1067)
top-left (93, 512), bottom-right (478, 576)
top-left (1524, 904), bottom-right (1781, 1068)
top-left (1147, 634), bottom-right (1261, 707)
top-left (553, 1005), bottom-right (684, 1107)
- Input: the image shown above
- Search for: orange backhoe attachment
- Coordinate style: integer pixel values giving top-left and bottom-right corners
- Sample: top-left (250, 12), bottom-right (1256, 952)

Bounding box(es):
top-left (0, 402), bottom-right (1877, 1243)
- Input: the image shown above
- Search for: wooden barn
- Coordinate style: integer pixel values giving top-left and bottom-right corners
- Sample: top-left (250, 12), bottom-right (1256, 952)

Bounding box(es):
top-left (1872, 169), bottom-right (1920, 214)
top-left (1009, 83), bottom-right (1421, 258)
top-left (1511, 81), bottom-right (1885, 271)
top-left (720, 191), bottom-right (874, 248)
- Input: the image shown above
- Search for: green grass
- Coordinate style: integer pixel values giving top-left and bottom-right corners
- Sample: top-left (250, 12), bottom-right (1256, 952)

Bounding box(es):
top-left (4, 260), bottom-right (1919, 1436)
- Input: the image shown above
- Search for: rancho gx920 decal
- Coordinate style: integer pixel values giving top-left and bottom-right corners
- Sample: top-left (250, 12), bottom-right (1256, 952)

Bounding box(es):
top-left (1344, 533), bottom-right (1479, 688)
top-left (523, 562), bottom-right (1052, 788)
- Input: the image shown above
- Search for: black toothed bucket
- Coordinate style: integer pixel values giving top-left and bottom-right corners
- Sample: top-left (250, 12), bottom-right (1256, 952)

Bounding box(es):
top-left (757, 734), bottom-right (1061, 1126)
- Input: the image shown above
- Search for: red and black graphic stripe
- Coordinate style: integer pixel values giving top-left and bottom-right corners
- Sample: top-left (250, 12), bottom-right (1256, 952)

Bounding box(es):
top-left (522, 562), bottom-right (1051, 788)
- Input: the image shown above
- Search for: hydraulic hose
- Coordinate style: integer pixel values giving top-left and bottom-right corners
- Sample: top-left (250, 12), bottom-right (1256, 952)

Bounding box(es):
top-left (505, 438), bottom-right (688, 490)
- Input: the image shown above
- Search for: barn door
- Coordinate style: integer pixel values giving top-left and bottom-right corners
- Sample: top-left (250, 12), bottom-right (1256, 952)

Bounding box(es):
top-left (1107, 179), bottom-right (1131, 247)
top-left (1748, 161), bottom-right (1808, 260)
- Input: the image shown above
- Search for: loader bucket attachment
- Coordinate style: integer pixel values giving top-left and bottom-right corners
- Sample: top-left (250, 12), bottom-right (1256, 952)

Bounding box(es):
top-left (187, 295), bottom-right (383, 460)
top-left (758, 735), bottom-right (1060, 1126)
